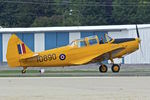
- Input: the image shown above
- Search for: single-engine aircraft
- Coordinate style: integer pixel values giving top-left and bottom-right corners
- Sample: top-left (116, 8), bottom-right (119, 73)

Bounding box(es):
top-left (6, 25), bottom-right (141, 73)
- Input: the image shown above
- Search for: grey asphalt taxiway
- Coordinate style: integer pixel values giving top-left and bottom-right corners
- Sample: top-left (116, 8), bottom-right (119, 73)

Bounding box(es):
top-left (0, 64), bottom-right (150, 100)
top-left (0, 77), bottom-right (150, 100)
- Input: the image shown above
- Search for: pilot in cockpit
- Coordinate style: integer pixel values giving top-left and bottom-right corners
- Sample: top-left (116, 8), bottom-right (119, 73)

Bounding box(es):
top-left (99, 37), bottom-right (104, 44)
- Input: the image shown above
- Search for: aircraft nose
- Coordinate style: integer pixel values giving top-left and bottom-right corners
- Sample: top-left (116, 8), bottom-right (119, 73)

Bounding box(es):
top-left (136, 38), bottom-right (141, 43)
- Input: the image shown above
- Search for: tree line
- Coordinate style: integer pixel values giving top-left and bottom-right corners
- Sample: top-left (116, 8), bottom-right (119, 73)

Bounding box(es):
top-left (0, 0), bottom-right (150, 27)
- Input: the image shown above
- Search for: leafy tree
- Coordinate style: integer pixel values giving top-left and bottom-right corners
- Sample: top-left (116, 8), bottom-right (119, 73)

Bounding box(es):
top-left (0, 0), bottom-right (150, 27)
top-left (31, 16), bottom-right (63, 27)
top-left (79, 0), bottom-right (108, 25)
top-left (136, 0), bottom-right (150, 24)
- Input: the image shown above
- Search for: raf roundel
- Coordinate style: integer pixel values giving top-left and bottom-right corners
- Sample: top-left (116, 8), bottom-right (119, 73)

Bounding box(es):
top-left (59, 54), bottom-right (66, 60)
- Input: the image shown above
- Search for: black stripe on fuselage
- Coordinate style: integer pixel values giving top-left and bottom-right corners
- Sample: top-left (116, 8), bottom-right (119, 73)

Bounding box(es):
top-left (112, 38), bottom-right (135, 44)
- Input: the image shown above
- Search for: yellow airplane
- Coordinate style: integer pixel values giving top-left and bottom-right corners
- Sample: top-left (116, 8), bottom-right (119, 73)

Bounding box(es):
top-left (6, 25), bottom-right (141, 73)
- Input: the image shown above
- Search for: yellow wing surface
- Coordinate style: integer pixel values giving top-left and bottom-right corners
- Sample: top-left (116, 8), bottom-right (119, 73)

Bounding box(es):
top-left (70, 45), bottom-right (125, 65)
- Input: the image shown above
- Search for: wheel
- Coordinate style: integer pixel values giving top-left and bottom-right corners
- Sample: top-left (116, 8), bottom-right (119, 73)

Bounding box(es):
top-left (99, 65), bottom-right (108, 73)
top-left (22, 70), bottom-right (26, 74)
top-left (111, 64), bottom-right (120, 73)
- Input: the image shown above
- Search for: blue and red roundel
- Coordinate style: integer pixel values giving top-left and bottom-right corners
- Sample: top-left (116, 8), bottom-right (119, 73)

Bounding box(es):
top-left (59, 54), bottom-right (66, 60)
top-left (17, 43), bottom-right (26, 55)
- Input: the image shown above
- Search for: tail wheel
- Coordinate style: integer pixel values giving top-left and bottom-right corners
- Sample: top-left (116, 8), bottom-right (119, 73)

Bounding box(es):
top-left (22, 70), bottom-right (26, 74)
top-left (99, 65), bottom-right (108, 73)
top-left (22, 67), bottom-right (27, 74)
top-left (111, 64), bottom-right (120, 73)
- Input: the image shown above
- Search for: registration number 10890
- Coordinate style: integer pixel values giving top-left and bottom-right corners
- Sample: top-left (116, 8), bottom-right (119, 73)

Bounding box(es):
top-left (37, 54), bottom-right (57, 62)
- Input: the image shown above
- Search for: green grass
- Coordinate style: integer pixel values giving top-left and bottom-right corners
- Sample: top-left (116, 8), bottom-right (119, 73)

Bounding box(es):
top-left (0, 70), bottom-right (100, 77)
top-left (0, 67), bottom-right (150, 77)
top-left (0, 70), bottom-right (98, 74)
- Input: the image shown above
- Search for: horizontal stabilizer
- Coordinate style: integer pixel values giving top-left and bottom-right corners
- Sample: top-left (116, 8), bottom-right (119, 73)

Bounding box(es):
top-left (20, 53), bottom-right (39, 61)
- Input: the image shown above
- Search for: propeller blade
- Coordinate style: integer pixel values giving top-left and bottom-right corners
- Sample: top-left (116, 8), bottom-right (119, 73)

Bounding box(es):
top-left (136, 24), bottom-right (140, 38)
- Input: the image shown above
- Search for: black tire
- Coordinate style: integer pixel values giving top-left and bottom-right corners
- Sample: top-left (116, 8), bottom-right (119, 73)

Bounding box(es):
top-left (22, 70), bottom-right (26, 74)
top-left (111, 64), bottom-right (120, 73)
top-left (99, 65), bottom-right (108, 73)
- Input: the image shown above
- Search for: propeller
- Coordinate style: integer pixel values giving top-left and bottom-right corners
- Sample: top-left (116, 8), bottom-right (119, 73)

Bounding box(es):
top-left (136, 24), bottom-right (140, 38)
top-left (135, 25), bottom-right (144, 56)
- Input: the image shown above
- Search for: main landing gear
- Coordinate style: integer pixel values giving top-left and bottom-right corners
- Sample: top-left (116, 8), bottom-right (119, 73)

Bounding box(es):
top-left (111, 64), bottom-right (120, 73)
top-left (99, 64), bottom-right (120, 73)
top-left (22, 67), bottom-right (27, 74)
top-left (99, 64), bottom-right (108, 73)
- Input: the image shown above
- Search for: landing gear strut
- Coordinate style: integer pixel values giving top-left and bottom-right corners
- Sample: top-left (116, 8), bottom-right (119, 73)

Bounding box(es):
top-left (99, 56), bottom-right (121, 73)
top-left (22, 67), bottom-right (27, 74)
top-left (110, 56), bottom-right (120, 73)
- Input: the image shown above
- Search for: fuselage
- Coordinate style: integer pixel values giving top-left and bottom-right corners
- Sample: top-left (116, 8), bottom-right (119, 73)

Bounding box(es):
top-left (20, 37), bottom-right (140, 67)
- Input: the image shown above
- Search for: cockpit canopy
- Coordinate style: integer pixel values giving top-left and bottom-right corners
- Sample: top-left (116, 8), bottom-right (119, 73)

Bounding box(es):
top-left (69, 34), bottom-right (113, 48)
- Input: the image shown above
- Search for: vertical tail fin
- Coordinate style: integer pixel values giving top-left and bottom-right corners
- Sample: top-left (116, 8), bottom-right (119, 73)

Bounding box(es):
top-left (6, 34), bottom-right (33, 67)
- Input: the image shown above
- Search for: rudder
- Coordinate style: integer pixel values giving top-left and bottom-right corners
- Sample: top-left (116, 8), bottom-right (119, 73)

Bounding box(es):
top-left (6, 34), bottom-right (33, 67)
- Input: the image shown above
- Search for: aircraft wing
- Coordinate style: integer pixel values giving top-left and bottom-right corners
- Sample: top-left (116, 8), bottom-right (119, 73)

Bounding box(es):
top-left (70, 45), bottom-right (125, 65)
top-left (93, 47), bottom-right (125, 62)
top-left (70, 54), bottom-right (100, 65)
